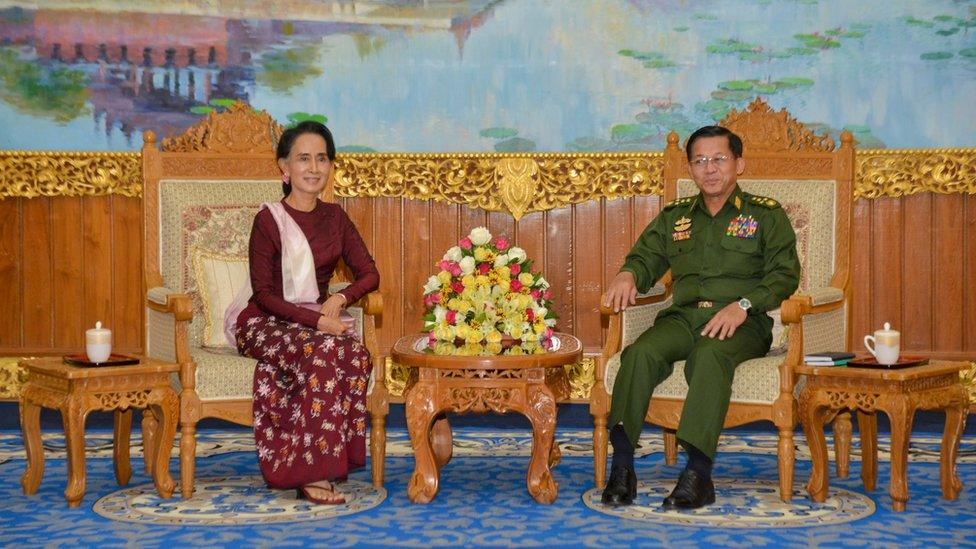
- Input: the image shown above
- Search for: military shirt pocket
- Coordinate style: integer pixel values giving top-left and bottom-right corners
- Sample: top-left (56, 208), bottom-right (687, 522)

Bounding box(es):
top-left (666, 239), bottom-right (696, 273)
top-left (719, 236), bottom-right (762, 276)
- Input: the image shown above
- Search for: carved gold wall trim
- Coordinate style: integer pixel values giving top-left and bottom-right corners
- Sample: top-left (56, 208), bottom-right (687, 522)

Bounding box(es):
top-left (0, 357), bottom-right (28, 400)
top-left (1, 148), bottom-right (974, 204)
top-left (333, 152), bottom-right (664, 220)
top-left (855, 148), bottom-right (976, 199)
top-left (0, 151), bottom-right (141, 198)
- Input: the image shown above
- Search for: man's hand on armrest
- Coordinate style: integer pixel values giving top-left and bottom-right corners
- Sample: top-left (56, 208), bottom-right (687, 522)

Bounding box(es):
top-left (602, 271), bottom-right (638, 313)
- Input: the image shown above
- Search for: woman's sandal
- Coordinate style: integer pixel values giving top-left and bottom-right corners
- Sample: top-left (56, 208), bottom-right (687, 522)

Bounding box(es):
top-left (295, 482), bottom-right (346, 505)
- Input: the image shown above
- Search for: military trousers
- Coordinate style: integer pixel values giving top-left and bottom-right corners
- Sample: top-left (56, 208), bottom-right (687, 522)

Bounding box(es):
top-left (607, 305), bottom-right (772, 459)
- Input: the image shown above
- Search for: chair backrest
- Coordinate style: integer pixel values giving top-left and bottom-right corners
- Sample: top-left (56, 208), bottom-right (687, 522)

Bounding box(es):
top-left (663, 98), bottom-right (854, 341)
top-left (142, 102), bottom-right (341, 348)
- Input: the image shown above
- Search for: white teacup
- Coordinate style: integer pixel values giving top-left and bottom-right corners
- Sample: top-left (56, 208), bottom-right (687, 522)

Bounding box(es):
top-left (864, 322), bottom-right (899, 365)
top-left (86, 321), bottom-right (112, 363)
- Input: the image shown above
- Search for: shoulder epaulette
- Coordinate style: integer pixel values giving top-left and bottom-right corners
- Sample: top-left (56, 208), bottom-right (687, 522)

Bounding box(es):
top-left (663, 196), bottom-right (694, 210)
top-left (746, 194), bottom-right (781, 209)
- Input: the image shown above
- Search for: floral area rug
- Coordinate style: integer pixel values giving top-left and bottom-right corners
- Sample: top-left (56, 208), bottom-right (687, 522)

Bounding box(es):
top-left (0, 428), bottom-right (974, 547)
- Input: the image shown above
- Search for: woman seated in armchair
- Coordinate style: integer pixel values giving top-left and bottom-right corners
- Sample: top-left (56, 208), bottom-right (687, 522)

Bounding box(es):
top-left (228, 121), bottom-right (380, 504)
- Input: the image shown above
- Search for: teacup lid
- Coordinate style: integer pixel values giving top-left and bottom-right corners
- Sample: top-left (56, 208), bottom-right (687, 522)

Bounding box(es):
top-left (877, 322), bottom-right (898, 334)
top-left (86, 321), bottom-right (111, 341)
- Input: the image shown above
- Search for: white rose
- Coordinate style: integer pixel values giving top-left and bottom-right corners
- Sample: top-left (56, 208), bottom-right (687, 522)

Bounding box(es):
top-left (537, 276), bottom-right (550, 289)
top-left (433, 305), bottom-right (447, 323)
top-left (469, 226), bottom-right (492, 246)
top-left (493, 253), bottom-right (509, 268)
top-left (423, 275), bottom-right (441, 294)
top-left (444, 246), bottom-right (463, 262)
top-left (508, 246), bottom-right (527, 263)
top-left (459, 256), bottom-right (476, 275)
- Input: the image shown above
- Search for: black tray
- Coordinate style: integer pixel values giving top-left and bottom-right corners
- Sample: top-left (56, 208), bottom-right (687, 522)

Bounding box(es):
top-left (63, 354), bottom-right (141, 367)
top-left (846, 355), bottom-right (928, 369)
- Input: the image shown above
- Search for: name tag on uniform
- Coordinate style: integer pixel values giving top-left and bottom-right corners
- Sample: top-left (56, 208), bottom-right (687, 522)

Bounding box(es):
top-left (726, 215), bottom-right (758, 238)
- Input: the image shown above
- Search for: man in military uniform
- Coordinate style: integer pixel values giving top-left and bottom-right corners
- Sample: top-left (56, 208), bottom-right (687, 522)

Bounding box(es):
top-left (601, 125), bottom-right (800, 509)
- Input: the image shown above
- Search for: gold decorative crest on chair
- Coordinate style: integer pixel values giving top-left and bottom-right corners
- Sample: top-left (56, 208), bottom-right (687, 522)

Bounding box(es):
top-left (591, 99), bottom-right (855, 502)
top-left (142, 101), bottom-right (385, 498)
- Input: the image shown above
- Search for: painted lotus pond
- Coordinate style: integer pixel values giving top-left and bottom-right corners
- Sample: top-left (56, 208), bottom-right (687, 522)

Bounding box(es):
top-left (0, 0), bottom-right (974, 152)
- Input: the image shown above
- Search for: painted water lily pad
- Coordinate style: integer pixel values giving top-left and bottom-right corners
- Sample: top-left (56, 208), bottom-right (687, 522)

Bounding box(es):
top-left (494, 137), bottom-right (535, 152)
top-left (480, 127), bottom-right (518, 139)
top-left (920, 51), bottom-right (953, 60)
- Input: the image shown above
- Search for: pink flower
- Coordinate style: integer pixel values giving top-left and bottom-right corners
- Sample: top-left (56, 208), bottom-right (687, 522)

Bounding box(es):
top-left (446, 310), bottom-right (457, 325)
top-left (494, 236), bottom-right (510, 250)
top-left (437, 260), bottom-right (452, 271)
top-left (526, 308), bottom-right (535, 321)
top-left (544, 327), bottom-right (553, 339)
top-left (543, 289), bottom-right (552, 300)
top-left (531, 289), bottom-right (541, 300)
top-left (459, 237), bottom-right (473, 250)
top-left (424, 293), bottom-right (440, 307)
top-left (451, 281), bottom-right (465, 294)
top-left (448, 263), bottom-right (462, 277)
top-left (477, 263), bottom-right (491, 275)
top-left (509, 263), bottom-right (521, 275)
top-left (428, 331), bottom-right (437, 345)
top-left (510, 280), bottom-right (523, 292)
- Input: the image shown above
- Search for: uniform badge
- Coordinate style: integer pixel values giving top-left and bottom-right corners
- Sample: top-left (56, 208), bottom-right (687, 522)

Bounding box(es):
top-left (672, 216), bottom-right (692, 241)
top-left (726, 215), bottom-right (758, 238)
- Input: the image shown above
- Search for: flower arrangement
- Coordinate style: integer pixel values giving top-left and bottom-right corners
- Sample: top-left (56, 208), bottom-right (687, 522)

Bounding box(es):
top-left (423, 226), bottom-right (557, 352)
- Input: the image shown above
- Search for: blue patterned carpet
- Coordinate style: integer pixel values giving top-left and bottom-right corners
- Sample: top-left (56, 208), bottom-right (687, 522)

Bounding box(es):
top-left (1, 427), bottom-right (975, 547)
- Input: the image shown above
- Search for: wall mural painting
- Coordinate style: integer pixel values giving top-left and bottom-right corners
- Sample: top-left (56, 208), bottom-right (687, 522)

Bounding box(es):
top-left (0, 0), bottom-right (973, 153)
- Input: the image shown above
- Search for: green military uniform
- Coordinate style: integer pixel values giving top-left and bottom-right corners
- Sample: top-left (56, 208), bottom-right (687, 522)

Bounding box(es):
top-left (608, 185), bottom-right (800, 458)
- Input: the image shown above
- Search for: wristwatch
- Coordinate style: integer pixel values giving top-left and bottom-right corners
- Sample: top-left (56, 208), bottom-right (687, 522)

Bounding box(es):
top-left (737, 297), bottom-right (752, 311)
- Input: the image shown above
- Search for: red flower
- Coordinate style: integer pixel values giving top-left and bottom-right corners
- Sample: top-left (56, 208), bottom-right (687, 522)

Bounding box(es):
top-left (477, 263), bottom-right (491, 275)
top-left (494, 236), bottom-right (510, 250)
top-left (459, 237), bottom-right (473, 250)
top-left (510, 280), bottom-right (523, 292)
top-left (510, 263), bottom-right (521, 275)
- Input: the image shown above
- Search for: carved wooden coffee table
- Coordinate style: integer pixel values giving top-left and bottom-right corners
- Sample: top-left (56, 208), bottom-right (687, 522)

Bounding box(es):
top-left (392, 334), bottom-right (582, 504)
top-left (19, 356), bottom-right (180, 507)
top-left (797, 360), bottom-right (969, 512)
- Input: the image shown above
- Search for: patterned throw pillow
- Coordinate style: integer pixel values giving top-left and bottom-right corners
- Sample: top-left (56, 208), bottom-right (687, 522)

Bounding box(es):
top-left (191, 248), bottom-right (251, 349)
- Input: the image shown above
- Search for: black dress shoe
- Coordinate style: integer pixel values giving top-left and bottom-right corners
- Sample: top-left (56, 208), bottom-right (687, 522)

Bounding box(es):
top-left (662, 469), bottom-right (715, 509)
top-left (601, 464), bottom-right (638, 506)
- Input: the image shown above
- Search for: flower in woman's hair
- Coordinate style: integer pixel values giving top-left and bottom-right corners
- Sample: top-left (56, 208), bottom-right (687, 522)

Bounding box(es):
top-left (444, 246), bottom-right (463, 262)
top-left (494, 236), bottom-right (510, 250)
top-left (469, 226), bottom-right (492, 246)
top-left (459, 256), bottom-right (476, 275)
top-left (508, 246), bottom-right (526, 263)
top-left (459, 236), bottom-right (473, 250)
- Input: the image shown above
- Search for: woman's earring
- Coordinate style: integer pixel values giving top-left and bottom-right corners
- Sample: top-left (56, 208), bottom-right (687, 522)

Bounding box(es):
top-left (282, 173), bottom-right (290, 184)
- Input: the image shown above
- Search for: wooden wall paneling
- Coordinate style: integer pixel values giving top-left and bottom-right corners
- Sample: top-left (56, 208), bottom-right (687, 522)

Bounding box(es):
top-left (603, 198), bottom-right (634, 289)
top-left (932, 193), bottom-right (965, 353)
top-left (900, 193), bottom-right (933, 352)
top-left (632, 195), bottom-right (659, 238)
top-left (83, 196), bottom-right (114, 340)
top-left (487, 211), bottom-right (515, 244)
top-left (514, 210), bottom-right (545, 279)
top-left (573, 200), bottom-right (603, 351)
top-left (427, 201), bottom-right (459, 267)
top-left (112, 196), bottom-right (143, 353)
top-left (965, 194), bottom-right (976, 354)
top-left (545, 206), bottom-right (575, 338)
top-left (850, 199), bottom-right (873, 353)
top-left (869, 197), bottom-right (903, 343)
top-left (22, 197), bottom-right (52, 348)
top-left (0, 199), bottom-right (22, 348)
top-left (401, 198), bottom-right (431, 336)
top-left (459, 206), bottom-right (488, 237)
top-left (52, 197), bottom-right (85, 350)
top-left (372, 197), bottom-right (403, 352)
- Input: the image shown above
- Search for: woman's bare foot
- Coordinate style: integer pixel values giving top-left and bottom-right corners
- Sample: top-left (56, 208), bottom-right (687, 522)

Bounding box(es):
top-left (297, 480), bottom-right (345, 505)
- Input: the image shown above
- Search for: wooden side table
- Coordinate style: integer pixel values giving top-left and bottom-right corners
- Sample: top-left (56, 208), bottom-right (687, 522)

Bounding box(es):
top-left (19, 356), bottom-right (180, 507)
top-left (391, 334), bottom-right (582, 504)
top-left (797, 360), bottom-right (969, 512)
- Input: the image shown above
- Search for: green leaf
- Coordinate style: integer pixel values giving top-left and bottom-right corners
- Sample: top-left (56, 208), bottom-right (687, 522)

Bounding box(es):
top-left (960, 48), bottom-right (976, 58)
top-left (776, 77), bottom-right (815, 87)
top-left (610, 123), bottom-right (655, 142)
top-left (209, 98), bottom-right (237, 108)
top-left (674, 26), bottom-right (689, 32)
top-left (190, 106), bottom-right (214, 114)
top-left (718, 80), bottom-right (754, 91)
top-left (494, 137), bottom-right (536, 152)
top-left (920, 51), bottom-right (953, 60)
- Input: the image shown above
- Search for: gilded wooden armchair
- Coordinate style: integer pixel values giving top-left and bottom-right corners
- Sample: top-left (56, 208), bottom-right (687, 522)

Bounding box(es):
top-left (140, 103), bottom-right (386, 498)
top-left (590, 99), bottom-right (855, 501)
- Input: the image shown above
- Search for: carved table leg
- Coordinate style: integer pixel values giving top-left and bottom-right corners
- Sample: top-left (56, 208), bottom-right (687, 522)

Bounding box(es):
top-left (62, 396), bottom-right (88, 508)
top-left (800, 387), bottom-right (831, 503)
top-left (940, 386), bottom-right (968, 500)
top-left (663, 430), bottom-right (678, 465)
top-left (431, 414), bottom-right (453, 470)
top-left (113, 409), bottom-right (133, 486)
top-left (856, 411), bottom-right (877, 491)
top-left (833, 411), bottom-right (852, 479)
top-left (19, 393), bottom-right (44, 495)
top-left (405, 377), bottom-right (441, 504)
top-left (151, 389), bottom-right (178, 499)
top-left (141, 408), bottom-right (158, 476)
top-left (523, 383), bottom-right (558, 504)
top-left (885, 399), bottom-right (915, 512)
